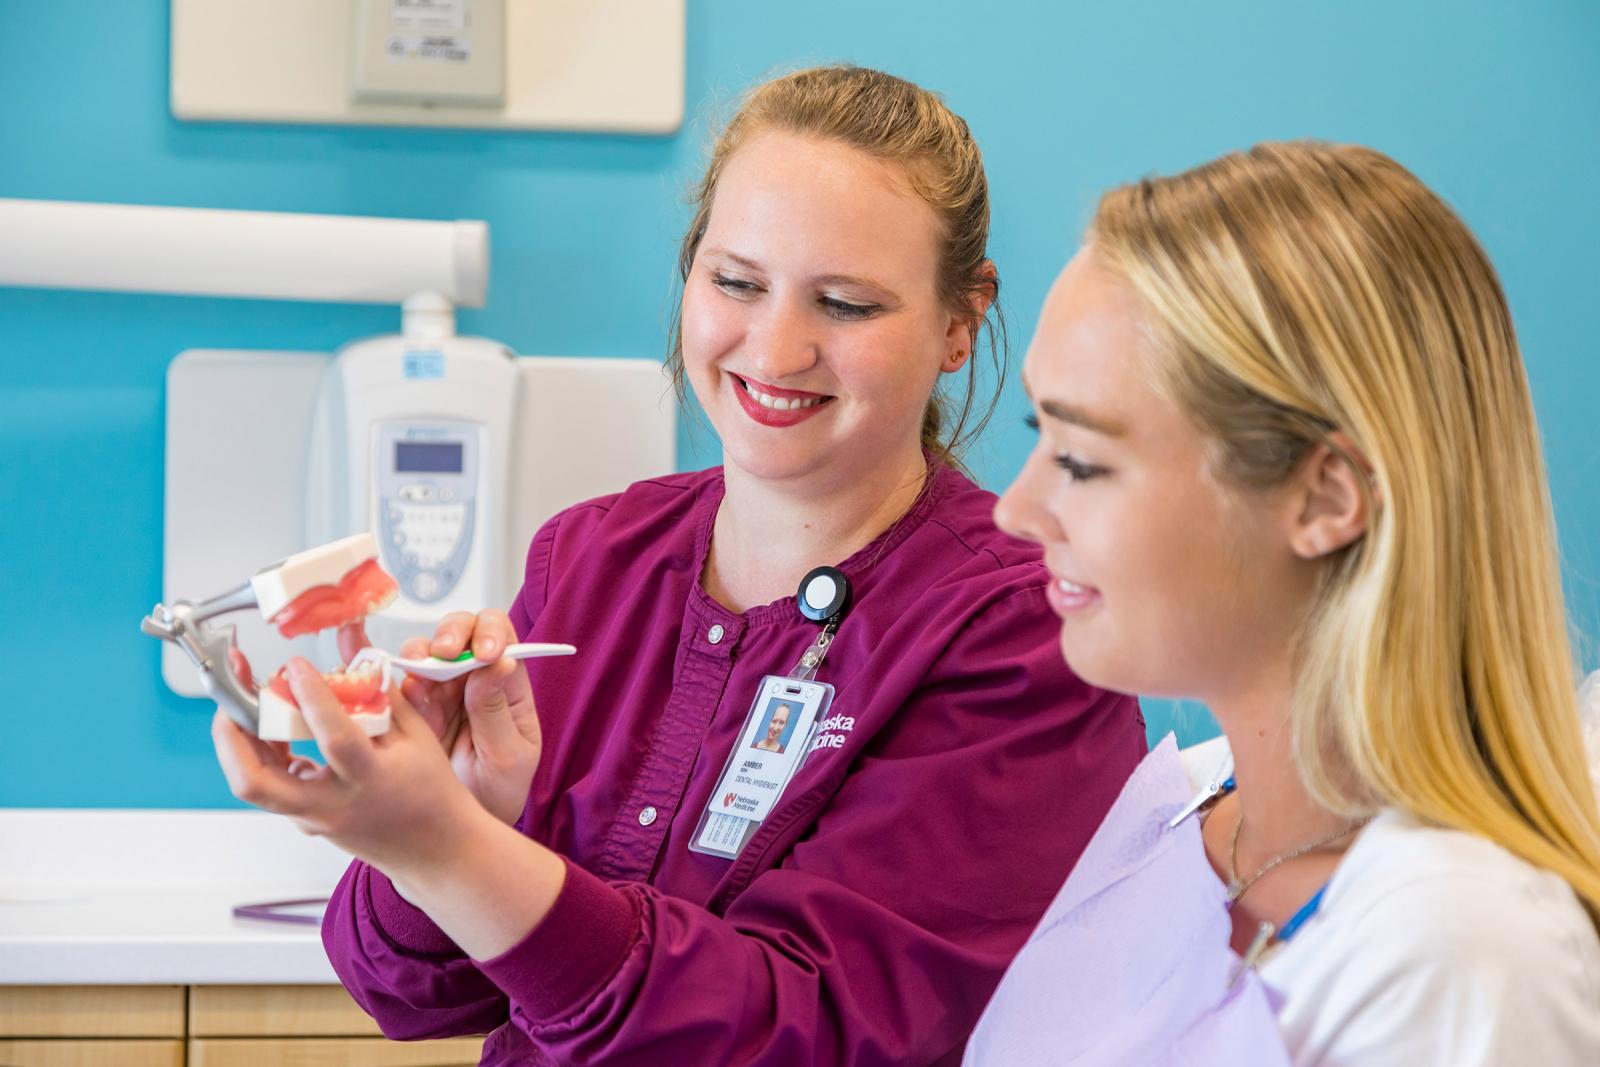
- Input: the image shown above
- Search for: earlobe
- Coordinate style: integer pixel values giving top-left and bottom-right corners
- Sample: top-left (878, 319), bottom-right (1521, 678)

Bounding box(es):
top-left (940, 260), bottom-right (997, 375)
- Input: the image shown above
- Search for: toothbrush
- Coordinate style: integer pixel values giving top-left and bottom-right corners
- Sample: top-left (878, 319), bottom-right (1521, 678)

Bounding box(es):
top-left (348, 642), bottom-right (576, 682)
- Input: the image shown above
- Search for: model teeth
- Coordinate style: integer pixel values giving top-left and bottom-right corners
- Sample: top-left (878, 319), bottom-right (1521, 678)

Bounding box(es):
top-left (742, 378), bottom-right (825, 411)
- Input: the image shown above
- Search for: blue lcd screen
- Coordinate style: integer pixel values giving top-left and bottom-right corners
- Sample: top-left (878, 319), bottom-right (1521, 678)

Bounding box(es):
top-left (395, 441), bottom-right (463, 473)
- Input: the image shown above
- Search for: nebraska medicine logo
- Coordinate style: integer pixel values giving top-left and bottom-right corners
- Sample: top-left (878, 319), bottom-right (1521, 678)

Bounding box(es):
top-left (808, 713), bottom-right (856, 752)
top-left (723, 791), bottom-right (737, 808)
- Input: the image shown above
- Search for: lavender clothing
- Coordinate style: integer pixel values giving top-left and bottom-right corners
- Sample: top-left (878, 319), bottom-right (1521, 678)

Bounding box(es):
top-left (965, 736), bottom-right (1292, 1067)
top-left (322, 464), bottom-right (1146, 1066)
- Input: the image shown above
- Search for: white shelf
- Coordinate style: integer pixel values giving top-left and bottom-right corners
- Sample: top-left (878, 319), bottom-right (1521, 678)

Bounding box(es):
top-left (1, 810), bottom-right (350, 985)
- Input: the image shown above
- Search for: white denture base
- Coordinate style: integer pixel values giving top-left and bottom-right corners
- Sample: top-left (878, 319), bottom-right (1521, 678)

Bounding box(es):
top-left (256, 686), bottom-right (392, 743)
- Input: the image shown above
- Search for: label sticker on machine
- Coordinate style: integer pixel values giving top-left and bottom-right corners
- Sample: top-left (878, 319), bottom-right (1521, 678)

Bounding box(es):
top-left (385, 34), bottom-right (472, 63)
top-left (403, 350), bottom-right (445, 379)
top-left (391, 0), bottom-right (466, 30)
top-left (689, 676), bottom-right (832, 859)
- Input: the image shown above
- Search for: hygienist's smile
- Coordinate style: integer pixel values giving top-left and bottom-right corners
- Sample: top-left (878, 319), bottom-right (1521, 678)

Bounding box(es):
top-left (729, 372), bottom-right (835, 427)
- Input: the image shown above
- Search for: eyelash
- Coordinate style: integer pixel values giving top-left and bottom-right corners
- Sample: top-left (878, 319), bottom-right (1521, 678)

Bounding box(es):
top-left (711, 274), bottom-right (880, 321)
top-left (1024, 414), bottom-right (1108, 482)
top-left (820, 296), bottom-right (879, 320)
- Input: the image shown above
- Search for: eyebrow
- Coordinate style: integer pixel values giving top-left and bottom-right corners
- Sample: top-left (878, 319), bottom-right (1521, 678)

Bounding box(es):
top-left (1040, 399), bottom-right (1125, 436)
top-left (1023, 380), bottom-right (1127, 437)
top-left (701, 247), bottom-right (892, 296)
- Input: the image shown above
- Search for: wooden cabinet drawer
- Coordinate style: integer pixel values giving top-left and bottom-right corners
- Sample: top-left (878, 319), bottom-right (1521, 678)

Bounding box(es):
top-left (1, 985), bottom-right (485, 1064)
top-left (0, 987), bottom-right (185, 1039)
top-left (188, 1036), bottom-right (485, 1066)
top-left (189, 986), bottom-right (381, 1038)
top-left (0, 1038), bottom-right (184, 1066)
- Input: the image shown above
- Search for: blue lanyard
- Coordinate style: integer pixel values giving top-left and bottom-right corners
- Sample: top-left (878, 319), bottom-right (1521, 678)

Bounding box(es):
top-left (1276, 882), bottom-right (1327, 944)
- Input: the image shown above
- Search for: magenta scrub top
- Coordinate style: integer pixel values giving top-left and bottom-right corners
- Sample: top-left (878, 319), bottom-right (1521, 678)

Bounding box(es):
top-left (321, 462), bottom-right (1147, 1066)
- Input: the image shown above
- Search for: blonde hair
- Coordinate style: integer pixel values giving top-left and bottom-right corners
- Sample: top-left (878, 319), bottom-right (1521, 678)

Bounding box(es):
top-left (1091, 141), bottom-right (1600, 913)
top-left (667, 64), bottom-right (1006, 473)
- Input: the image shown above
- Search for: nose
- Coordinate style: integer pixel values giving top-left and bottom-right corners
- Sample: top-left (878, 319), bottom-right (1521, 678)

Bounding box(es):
top-left (747, 295), bottom-right (820, 382)
top-left (993, 448), bottom-right (1057, 547)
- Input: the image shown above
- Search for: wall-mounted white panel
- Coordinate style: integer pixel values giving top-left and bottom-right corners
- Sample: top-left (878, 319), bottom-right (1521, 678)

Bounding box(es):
top-left (171, 0), bottom-right (684, 133)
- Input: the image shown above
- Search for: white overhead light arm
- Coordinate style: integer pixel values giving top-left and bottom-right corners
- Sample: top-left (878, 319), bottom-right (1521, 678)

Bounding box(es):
top-left (0, 198), bottom-right (488, 308)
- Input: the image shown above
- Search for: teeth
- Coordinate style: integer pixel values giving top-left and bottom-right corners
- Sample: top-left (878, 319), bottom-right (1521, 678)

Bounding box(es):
top-left (741, 378), bottom-right (825, 411)
top-left (1058, 579), bottom-right (1089, 595)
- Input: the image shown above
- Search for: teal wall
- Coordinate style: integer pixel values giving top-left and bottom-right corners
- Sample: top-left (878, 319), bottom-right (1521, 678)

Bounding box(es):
top-left (2, 2), bottom-right (1596, 806)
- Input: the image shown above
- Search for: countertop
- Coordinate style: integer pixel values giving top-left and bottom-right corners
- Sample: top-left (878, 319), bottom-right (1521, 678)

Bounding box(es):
top-left (1, 809), bottom-right (353, 985)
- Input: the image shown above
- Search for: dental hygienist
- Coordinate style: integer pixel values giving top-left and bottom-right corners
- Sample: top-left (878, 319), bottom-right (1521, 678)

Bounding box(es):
top-left (213, 65), bottom-right (1145, 1066)
top-left (969, 142), bottom-right (1600, 1064)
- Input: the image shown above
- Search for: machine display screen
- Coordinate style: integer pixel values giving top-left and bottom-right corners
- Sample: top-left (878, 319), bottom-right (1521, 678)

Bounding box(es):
top-left (395, 441), bottom-right (463, 474)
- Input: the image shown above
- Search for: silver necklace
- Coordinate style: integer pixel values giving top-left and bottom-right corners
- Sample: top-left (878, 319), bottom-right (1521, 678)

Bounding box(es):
top-left (1225, 805), bottom-right (1367, 904)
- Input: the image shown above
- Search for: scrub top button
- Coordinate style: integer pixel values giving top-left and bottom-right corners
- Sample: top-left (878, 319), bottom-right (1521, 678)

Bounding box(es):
top-left (707, 624), bottom-right (725, 645)
top-left (638, 806), bottom-right (658, 826)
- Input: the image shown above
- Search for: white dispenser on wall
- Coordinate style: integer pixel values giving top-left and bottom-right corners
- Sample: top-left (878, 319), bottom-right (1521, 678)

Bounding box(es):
top-left (306, 293), bottom-right (517, 652)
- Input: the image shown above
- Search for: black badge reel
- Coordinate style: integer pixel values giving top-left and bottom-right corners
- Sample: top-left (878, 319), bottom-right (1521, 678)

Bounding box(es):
top-left (797, 565), bottom-right (850, 623)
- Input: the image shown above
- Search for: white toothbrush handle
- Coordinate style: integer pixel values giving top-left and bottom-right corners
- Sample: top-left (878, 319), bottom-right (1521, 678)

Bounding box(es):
top-left (502, 642), bottom-right (578, 661)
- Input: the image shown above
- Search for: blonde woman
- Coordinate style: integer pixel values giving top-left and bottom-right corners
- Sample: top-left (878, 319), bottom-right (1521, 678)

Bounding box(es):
top-left (213, 66), bottom-right (1145, 1066)
top-left (971, 142), bottom-right (1600, 1064)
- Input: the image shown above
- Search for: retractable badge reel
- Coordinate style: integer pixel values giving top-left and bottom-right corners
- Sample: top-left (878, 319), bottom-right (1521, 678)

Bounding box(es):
top-left (689, 567), bottom-right (851, 860)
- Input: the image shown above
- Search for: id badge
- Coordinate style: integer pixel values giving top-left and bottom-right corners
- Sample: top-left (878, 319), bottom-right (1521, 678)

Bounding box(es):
top-left (689, 675), bottom-right (835, 859)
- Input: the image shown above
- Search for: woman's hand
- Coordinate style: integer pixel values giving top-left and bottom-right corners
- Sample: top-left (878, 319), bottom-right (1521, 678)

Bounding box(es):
top-left (211, 659), bottom-right (490, 878)
top-left (211, 663), bottom-right (566, 959)
top-left (353, 611), bottom-right (542, 827)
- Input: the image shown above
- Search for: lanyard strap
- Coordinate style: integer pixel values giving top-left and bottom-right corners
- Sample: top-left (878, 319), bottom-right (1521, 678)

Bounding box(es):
top-left (1276, 882), bottom-right (1328, 943)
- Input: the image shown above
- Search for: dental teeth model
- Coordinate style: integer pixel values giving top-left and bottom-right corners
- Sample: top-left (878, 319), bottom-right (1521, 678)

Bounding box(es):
top-left (143, 533), bottom-right (400, 739)
top-left (256, 652), bottom-right (395, 743)
top-left (145, 533), bottom-right (579, 741)
top-left (251, 533), bottom-right (401, 741)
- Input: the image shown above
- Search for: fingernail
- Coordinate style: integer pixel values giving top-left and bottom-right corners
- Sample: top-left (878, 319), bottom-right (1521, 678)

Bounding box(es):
top-left (480, 639), bottom-right (499, 657)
